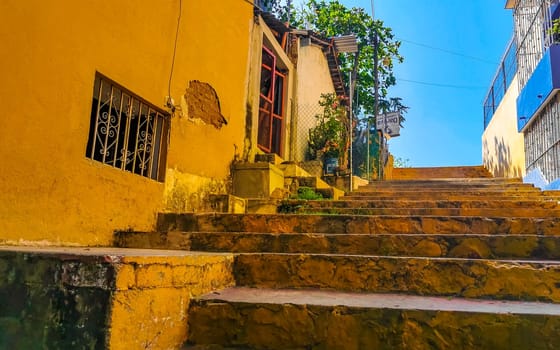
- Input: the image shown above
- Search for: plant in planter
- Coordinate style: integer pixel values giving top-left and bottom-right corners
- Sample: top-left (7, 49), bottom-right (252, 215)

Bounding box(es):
top-left (307, 93), bottom-right (349, 174)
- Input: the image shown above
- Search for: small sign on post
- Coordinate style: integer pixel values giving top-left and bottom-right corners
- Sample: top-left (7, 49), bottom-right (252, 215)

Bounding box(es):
top-left (375, 112), bottom-right (401, 137)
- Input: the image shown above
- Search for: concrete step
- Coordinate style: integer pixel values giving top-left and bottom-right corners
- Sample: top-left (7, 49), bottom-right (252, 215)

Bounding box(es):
top-left (343, 190), bottom-right (550, 198)
top-left (286, 198), bottom-right (560, 210)
top-left (284, 175), bottom-right (345, 200)
top-left (234, 253), bottom-right (560, 302)
top-left (286, 176), bottom-right (331, 189)
top-left (296, 207), bottom-right (560, 217)
top-left (116, 231), bottom-right (560, 260)
top-left (363, 178), bottom-right (523, 187)
top-left (391, 166), bottom-right (493, 180)
top-left (0, 246), bottom-right (234, 349)
top-left (342, 194), bottom-right (560, 201)
top-left (156, 213), bottom-right (560, 235)
top-left (354, 186), bottom-right (539, 193)
top-left (187, 287), bottom-right (560, 350)
top-left (357, 181), bottom-right (539, 191)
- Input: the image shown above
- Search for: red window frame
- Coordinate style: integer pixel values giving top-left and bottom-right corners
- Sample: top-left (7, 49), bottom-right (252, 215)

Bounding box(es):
top-left (257, 46), bottom-right (286, 156)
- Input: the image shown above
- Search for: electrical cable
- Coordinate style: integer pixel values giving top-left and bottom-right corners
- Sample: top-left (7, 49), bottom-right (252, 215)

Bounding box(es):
top-left (168, 0), bottom-right (182, 105)
top-left (242, 0), bottom-right (264, 12)
top-left (396, 77), bottom-right (486, 90)
top-left (397, 38), bottom-right (499, 65)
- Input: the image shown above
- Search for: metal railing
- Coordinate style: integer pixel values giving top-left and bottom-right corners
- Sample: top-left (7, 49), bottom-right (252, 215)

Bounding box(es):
top-left (86, 74), bottom-right (170, 182)
top-left (514, 0), bottom-right (557, 87)
top-left (524, 93), bottom-right (560, 181)
top-left (483, 37), bottom-right (518, 130)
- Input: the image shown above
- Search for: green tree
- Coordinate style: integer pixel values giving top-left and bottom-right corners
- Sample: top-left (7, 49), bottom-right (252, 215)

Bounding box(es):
top-left (272, 0), bottom-right (406, 119)
top-left (394, 156), bottom-right (411, 168)
top-left (267, 0), bottom-right (407, 179)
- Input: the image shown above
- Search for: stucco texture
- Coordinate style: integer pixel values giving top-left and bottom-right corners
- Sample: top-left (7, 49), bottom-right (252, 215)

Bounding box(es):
top-left (294, 43), bottom-right (337, 162)
top-left (0, 1), bottom-right (253, 245)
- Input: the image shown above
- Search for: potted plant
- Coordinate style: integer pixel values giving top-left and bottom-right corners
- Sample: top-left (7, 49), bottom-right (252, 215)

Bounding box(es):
top-left (308, 93), bottom-right (348, 174)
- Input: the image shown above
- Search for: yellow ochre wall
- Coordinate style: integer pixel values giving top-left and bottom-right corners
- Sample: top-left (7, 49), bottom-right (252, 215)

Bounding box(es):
top-left (0, 0), bottom-right (254, 245)
top-left (482, 75), bottom-right (526, 178)
top-left (294, 42), bottom-right (337, 162)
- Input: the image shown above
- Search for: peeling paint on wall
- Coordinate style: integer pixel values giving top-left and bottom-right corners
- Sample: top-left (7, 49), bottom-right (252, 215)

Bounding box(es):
top-left (184, 80), bottom-right (228, 129)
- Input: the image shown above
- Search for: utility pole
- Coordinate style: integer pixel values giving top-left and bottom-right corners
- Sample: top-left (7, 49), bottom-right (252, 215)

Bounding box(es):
top-left (367, 0), bottom-right (374, 181)
top-left (373, 31), bottom-right (382, 180)
top-left (369, 0), bottom-right (382, 180)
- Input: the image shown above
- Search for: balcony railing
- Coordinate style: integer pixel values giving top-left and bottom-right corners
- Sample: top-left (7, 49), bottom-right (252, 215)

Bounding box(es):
top-left (514, 0), bottom-right (557, 88)
top-left (483, 38), bottom-right (518, 130)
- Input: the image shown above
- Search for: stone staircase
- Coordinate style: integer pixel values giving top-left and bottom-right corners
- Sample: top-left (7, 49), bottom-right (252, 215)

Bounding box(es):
top-left (232, 158), bottom-right (346, 214)
top-left (116, 167), bottom-right (560, 349)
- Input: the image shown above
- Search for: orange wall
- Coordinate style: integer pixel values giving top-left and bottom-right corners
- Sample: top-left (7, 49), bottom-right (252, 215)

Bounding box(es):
top-left (0, 0), bottom-right (254, 245)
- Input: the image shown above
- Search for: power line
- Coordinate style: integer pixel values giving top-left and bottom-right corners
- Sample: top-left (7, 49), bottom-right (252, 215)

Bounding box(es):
top-left (168, 0), bottom-right (182, 100)
top-left (397, 38), bottom-right (499, 65)
top-left (242, 0), bottom-right (264, 11)
top-left (397, 77), bottom-right (486, 90)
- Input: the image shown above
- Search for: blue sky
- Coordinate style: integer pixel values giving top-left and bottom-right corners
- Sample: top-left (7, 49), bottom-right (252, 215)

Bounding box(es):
top-left (299, 0), bottom-right (515, 167)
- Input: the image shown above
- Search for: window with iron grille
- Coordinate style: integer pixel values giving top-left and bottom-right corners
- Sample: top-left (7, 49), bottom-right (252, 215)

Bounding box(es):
top-left (86, 73), bottom-right (170, 182)
top-left (524, 94), bottom-right (560, 181)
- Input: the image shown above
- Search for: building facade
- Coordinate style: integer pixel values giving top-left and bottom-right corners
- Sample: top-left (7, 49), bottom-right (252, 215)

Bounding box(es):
top-left (482, 38), bottom-right (526, 178)
top-left (507, 0), bottom-right (560, 184)
top-left (0, 1), bottom-right (345, 246)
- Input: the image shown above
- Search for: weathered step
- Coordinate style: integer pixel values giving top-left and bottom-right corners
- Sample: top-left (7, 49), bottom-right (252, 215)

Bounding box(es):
top-left (391, 166), bottom-right (493, 180)
top-left (356, 184), bottom-right (538, 192)
top-left (188, 287), bottom-right (560, 350)
top-left (283, 198), bottom-right (560, 210)
top-left (343, 190), bottom-right (550, 199)
top-left (115, 231), bottom-right (560, 259)
top-left (361, 178), bottom-right (523, 187)
top-left (382, 176), bottom-right (521, 182)
top-left (354, 188), bottom-right (540, 195)
top-left (297, 207), bottom-right (560, 217)
top-left (234, 253), bottom-right (560, 302)
top-left (0, 246), bottom-right (234, 349)
top-left (157, 213), bottom-right (560, 235)
top-left (342, 195), bottom-right (560, 202)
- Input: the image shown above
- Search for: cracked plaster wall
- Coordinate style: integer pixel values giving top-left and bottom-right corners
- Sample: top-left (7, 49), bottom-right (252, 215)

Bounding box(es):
top-left (0, 0), bottom-right (253, 245)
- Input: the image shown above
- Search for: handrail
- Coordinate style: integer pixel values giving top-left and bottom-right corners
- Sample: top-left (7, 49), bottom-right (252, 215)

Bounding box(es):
top-left (483, 37), bottom-right (517, 130)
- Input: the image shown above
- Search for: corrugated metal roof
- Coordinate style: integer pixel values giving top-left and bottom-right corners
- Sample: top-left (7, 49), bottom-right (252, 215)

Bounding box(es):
top-left (332, 35), bottom-right (358, 53)
top-left (260, 12), bottom-right (290, 34)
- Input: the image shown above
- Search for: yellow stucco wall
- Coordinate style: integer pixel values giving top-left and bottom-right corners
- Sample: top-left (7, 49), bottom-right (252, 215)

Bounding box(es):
top-left (294, 43), bottom-right (337, 162)
top-left (482, 75), bottom-right (525, 178)
top-left (0, 0), bottom-right (253, 245)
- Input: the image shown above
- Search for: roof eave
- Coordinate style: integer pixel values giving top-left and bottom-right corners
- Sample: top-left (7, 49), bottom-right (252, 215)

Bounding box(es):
top-left (505, 0), bottom-right (518, 9)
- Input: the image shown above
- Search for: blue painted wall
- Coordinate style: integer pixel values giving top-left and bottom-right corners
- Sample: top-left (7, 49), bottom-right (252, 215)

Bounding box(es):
top-left (517, 45), bottom-right (560, 131)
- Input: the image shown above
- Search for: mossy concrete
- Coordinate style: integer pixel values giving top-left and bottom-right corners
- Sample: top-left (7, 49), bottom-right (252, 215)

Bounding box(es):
top-left (0, 249), bottom-right (113, 349)
top-left (0, 247), bottom-right (234, 349)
